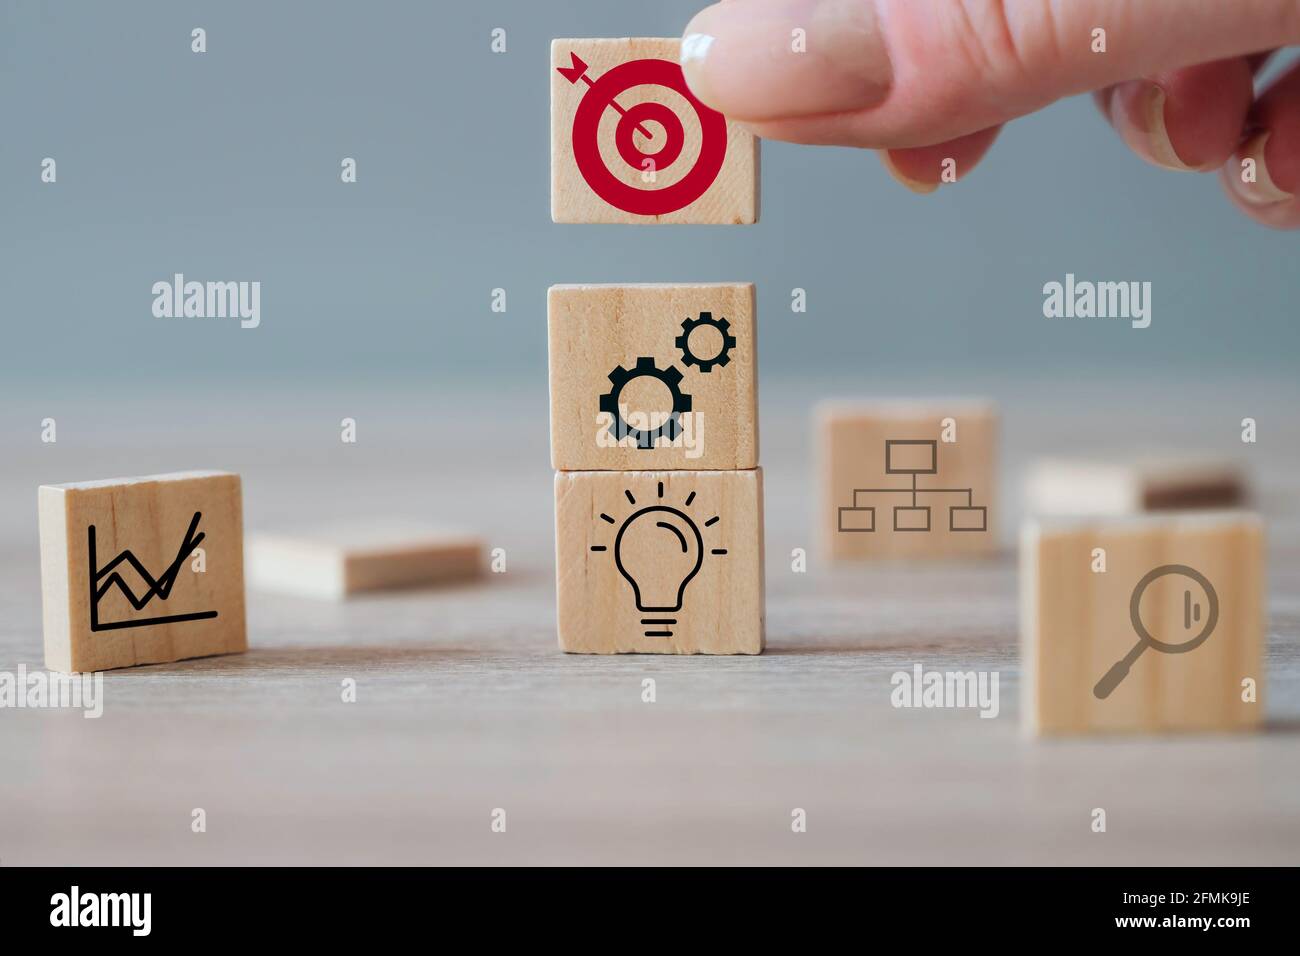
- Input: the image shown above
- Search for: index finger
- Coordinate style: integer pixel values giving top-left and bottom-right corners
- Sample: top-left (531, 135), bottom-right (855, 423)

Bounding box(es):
top-left (681, 0), bottom-right (1300, 148)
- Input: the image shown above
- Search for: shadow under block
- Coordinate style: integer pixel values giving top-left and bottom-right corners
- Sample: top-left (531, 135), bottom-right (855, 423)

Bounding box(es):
top-left (1025, 455), bottom-right (1249, 516)
top-left (550, 38), bottom-right (759, 224)
top-left (818, 401), bottom-right (998, 560)
top-left (555, 469), bottom-right (764, 654)
top-left (1021, 513), bottom-right (1265, 735)
top-left (549, 283), bottom-right (757, 471)
top-left (38, 471), bottom-right (247, 672)
top-left (247, 523), bottom-right (483, 599)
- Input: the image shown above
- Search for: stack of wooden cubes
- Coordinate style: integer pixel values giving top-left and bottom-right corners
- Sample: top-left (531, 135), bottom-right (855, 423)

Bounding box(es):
top-left (548, 38), bottom-right (763, 654)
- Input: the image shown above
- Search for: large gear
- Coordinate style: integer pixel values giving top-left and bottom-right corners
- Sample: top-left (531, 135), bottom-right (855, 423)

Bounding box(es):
top-left (599, 356), bottom-right (693, 449)
top-left (675, 312), bottom-right (737, 373)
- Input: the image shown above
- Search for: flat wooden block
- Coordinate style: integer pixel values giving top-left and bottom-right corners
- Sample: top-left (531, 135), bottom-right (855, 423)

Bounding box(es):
top-left (555, 469), bottom-right (764, 654)
top-left (549, 283), bottom-right (757, 471)
top-left (550, 38), bottom-right (759, 224)
top-left (1021, 512), bottom-right (1265, 735)
top-left (818, 401), bottom-right (998, 561)
top-left (1025, 455), bottom-right (1249, 515)
top-left (38, 471), bottom-right (247, 672)
top-left (248, 522), bottom-right (484, 599)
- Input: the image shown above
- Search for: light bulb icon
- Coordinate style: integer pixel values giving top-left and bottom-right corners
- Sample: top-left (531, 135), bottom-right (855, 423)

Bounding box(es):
top-left (617, 506), bottom-right (702, 611)
top-left (590, 482), bottom-right (728, 637)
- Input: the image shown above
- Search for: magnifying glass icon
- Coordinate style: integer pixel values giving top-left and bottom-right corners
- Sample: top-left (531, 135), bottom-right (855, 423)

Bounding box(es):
top-left (1093, 564), bottom-right (1219, 700)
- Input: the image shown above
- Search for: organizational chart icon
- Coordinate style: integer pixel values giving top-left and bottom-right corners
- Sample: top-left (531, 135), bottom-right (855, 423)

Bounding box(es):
top-left (837, 440), bottom-right (989, 534)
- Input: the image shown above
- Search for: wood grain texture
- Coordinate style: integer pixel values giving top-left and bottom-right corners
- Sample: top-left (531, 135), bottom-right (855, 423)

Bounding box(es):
top-left (1025, 456), bottom-right (1249, 515)
top-left (38, 471), bottom-right (247, 672)
top-left (819, 401), bottom-right (998, 561)
top-left (1, 384), bottom-right (1297, 865)
top-left (550, 38), bottom-right (759, 225)
top-left (1022, 512), bottom-right (1264, 735)
top-left (555, 469), bottom-right (764, 654)
top-left (549, 283), bottom-right (757, 471)
top-left (247, 523), bottom-right (484, 599)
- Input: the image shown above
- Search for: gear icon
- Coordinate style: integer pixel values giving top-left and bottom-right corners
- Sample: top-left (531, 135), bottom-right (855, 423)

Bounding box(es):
top-left (675, 312), bottom-right (737, 373)
top-left (599, 357), bottom-right (693, 449)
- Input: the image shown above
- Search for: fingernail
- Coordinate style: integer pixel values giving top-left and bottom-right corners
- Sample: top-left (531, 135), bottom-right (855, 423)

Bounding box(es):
top-left (681, 32), bottom-right (714, 66)
top-left (1112, 81), bottom-right (1199, 172)
top-left (879, 151), bottom-right (938, 195)
top-left (1227, 131), bottom-right (1294, 206)
top-left (681, 0), bottom-right (892, 120)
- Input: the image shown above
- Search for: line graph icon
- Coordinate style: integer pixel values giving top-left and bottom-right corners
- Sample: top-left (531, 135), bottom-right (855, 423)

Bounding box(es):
top-left (88, 511), bottom-right (218, 632)
top-left (837, 440), bottom-right (988, 534)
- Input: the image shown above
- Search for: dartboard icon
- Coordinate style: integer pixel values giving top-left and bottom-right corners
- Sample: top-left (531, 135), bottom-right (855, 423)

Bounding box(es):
top-left (557, 51), bottom-right (729, 216)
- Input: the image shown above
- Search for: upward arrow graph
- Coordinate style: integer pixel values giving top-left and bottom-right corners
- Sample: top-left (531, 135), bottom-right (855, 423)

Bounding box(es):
top-left (88, 511), bottom-right (219, 632)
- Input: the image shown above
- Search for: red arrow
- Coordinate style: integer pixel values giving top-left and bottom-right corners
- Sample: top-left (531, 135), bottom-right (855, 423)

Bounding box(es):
top-left (556, 51), bottom-right (651, 139)
top-left (556, 51), bottom-right (589, 84)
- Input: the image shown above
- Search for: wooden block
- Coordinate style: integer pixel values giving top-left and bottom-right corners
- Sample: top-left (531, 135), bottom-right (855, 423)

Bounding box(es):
top-left (38, 471), bottom-right (247, 672)
top-left (1021, 512), bottom-right (1265, 735)
top-left (248, 522), bottom-right (484, 599)
top-left (550, 38), bottom-right (759, 224)
top-left (818, 401), bottom-right (998, 560)
top-left (555, 469), bottom-right (764, 654)
top-left (549, 283), bottom-right (757, 471)
top-left (1025, 456), bottom-right (1249, 515)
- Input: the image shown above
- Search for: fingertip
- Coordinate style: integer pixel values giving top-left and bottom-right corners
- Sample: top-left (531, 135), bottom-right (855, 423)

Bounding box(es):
top-left (1222, 132), bottom-right (1300, 229)
top-left (880, 127), bottom-right (1003, 193)
top-left (1221, 61), bottom-right (1300, 229)
top-left (1109, 82), bottom-right (1196, 171)
top-left (1107, 60), bottom-right (1255, 173)
top-left (879, 150), bottom-right (939, 195)
top-left (680, 0), bottom-right (892, 122)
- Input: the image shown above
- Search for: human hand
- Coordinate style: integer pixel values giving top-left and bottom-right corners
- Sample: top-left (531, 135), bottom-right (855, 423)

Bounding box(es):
top-left (680, 0), bottom-right (1300, 228)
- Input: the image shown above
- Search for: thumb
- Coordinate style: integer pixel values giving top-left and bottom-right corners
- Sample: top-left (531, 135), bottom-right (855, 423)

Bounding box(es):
top-left (680, 0), bottom-right (1300, 147)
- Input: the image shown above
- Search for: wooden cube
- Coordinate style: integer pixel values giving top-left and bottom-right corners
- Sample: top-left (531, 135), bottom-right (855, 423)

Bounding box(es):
top-left (1021, 512), bottom-right (1265, 735)
top-left (1025, 455), bottom-right (1249, 515)
top-left (818, 401), bottom-right (998, 560)
top-left (38, 471), bottom-right (247, 672)
top-left (248, 522), bottom-right (483, 599)
top-left (555, 469), bottom-right (764, 654)
top-left (550, 38), bottom-right (759, 224)
top-left (549, 283), bottom-right (757, 471)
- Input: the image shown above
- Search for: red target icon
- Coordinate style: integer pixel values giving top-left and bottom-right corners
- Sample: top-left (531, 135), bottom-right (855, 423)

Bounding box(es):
top-left (558, 51), bottom-right (728, 217)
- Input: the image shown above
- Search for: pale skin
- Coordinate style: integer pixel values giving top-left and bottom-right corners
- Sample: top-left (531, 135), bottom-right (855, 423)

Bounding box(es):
top-left (680, 0), bottom-right (1300, 229)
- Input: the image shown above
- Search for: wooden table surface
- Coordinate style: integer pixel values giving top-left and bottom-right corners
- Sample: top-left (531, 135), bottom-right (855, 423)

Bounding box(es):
top-left (1, 379), bottom-right (1297, 865)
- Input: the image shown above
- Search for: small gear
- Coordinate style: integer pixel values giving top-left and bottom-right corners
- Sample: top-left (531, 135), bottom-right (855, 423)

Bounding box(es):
top-left (675, 312), bottom-right (737, 373)
top-left (599, 356), bottom-right (693, 449)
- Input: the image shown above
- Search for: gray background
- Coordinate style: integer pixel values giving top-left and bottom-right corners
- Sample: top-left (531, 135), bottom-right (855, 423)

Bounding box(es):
top-left (2, 1), bottom-right (1299, 868)
top-left (2, 0), bottom-right (1297, 396)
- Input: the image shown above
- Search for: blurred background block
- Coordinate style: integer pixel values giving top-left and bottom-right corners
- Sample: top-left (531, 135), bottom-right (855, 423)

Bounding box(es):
top-left (1025, 456), bottom-right (1249, 516)
top-left (1022, 512), bottom-right (1265, 735)
top-left (0, 383), bottom-right (1297, 865)
top-left (248, 522), bottom-right (483, 599)
top-left (1, 0), bottom-right (1297, 866)
top-left (819, 400), bottom-right (998, 561)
